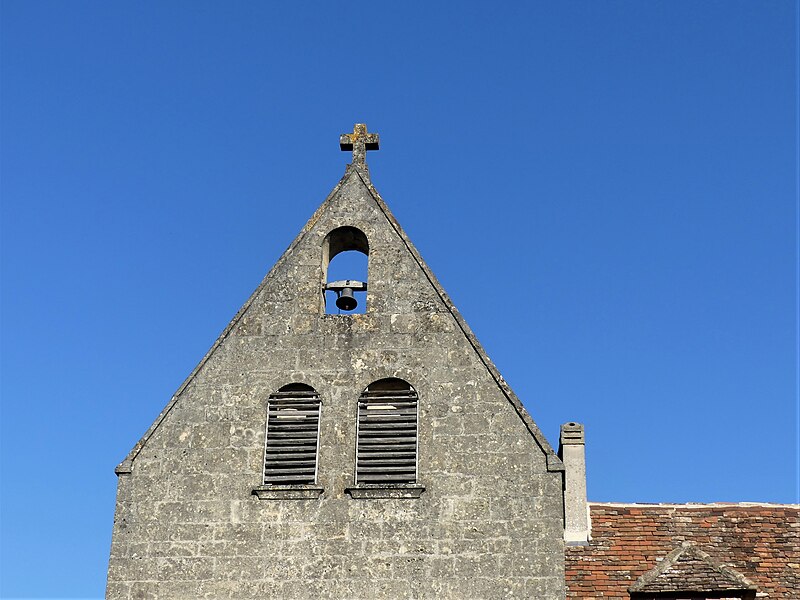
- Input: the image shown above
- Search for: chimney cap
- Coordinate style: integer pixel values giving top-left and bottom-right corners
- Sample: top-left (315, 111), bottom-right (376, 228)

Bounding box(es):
top-left (560, 422), bottom-right (585, 445)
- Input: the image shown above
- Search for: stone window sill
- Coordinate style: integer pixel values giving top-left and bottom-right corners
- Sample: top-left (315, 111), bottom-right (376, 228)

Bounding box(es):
top-left (252, 485), bottom-right (324, 500)
top-left (345, 484), bottom-right (426, 499)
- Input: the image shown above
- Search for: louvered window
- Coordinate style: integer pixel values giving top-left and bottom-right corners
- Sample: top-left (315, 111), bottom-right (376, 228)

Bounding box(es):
top-left (263, 384), bottom-right (321, 485)
top-left (356, 379), bottom-right (418, 484)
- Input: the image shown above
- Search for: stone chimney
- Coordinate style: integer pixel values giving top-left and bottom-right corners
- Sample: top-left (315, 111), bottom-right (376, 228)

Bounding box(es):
top-left (559, 422), bottom-right (590, 545)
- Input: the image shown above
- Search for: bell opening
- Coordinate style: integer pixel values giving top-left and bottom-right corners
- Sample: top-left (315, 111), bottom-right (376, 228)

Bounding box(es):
top-left (324, 248), bottom-right (368, 314)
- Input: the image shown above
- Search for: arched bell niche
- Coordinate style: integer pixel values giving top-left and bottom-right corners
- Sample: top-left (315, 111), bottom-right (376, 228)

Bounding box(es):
top-left (322, 226), bottom-right (369, 314)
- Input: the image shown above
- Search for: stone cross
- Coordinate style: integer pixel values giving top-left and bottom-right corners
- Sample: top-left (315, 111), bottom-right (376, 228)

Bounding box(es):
top-left (340, 123), bottom-right (379, 167)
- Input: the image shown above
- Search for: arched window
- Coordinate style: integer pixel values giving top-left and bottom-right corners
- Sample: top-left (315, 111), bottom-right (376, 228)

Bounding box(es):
top-left (355, 378), bottom-right (418, 484)
top-left (262, 383), bottom-right (321, 485)
top-left (322, 226), bottom-right (369, 314)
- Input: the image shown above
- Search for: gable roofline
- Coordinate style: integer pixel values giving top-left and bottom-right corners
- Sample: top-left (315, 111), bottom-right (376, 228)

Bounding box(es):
top-left (117, 165), bottom-right (562, 474)
top-left (629, 542), bottom-right (757, 593)
top-left (116, 169), bottom-right (356, 474)
top-left (350, 165), bottom-right (562, 472)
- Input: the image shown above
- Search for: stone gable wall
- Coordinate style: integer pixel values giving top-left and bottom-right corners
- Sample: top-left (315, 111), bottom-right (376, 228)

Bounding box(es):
top-left (107, 170), bottom-right (565, 599)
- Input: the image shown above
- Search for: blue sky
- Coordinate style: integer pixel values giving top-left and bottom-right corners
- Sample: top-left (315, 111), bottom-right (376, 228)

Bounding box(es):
top-left (1, 2), bottom-right (797, 597)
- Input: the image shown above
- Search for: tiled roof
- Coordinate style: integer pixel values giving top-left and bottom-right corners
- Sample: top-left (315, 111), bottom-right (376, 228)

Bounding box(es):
top-left (565, 502), bottom-right (800, 599)
top-left (629, 543), bottom-right (755, 593)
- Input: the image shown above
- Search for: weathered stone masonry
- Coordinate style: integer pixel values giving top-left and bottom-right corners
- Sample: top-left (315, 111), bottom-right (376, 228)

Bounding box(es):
top-left (107, 125), bottom-right (567, 599)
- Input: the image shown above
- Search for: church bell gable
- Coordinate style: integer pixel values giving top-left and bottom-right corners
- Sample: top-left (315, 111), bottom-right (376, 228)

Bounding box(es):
top-left (107, 124), bottom-right (566, 599)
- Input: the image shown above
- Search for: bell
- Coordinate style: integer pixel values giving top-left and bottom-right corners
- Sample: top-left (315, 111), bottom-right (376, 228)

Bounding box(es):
top-left (325, 279), bottom-right (366, 312)
top-left (336, 287), bottom-right (358, 311)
